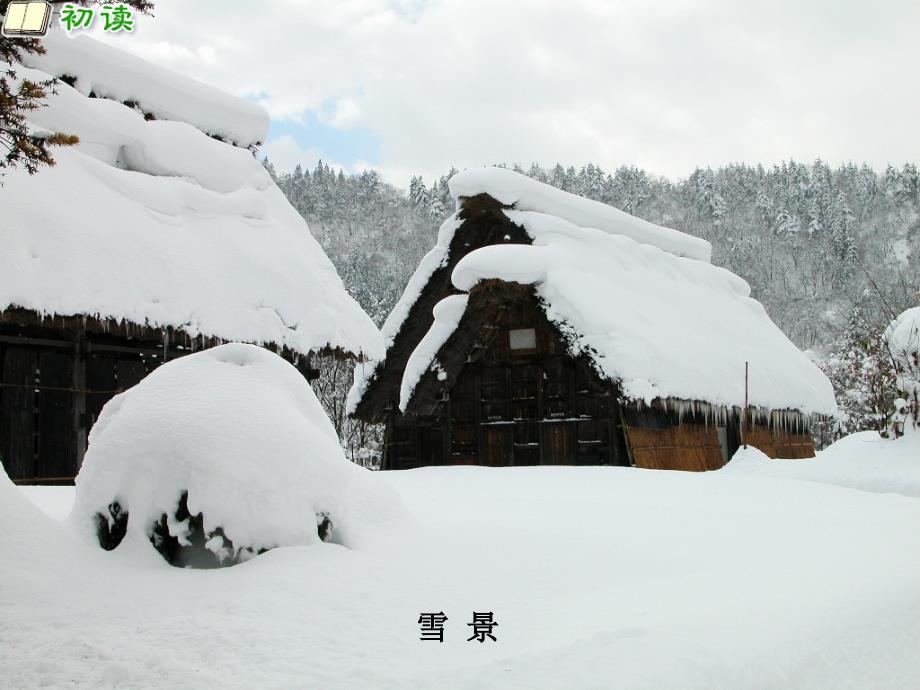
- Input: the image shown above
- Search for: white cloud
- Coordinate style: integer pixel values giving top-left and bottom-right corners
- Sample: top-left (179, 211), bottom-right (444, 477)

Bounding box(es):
top-left (97, 0), bottom-right (920, 187)
top-left (322, 97), bottom-right (363, 129)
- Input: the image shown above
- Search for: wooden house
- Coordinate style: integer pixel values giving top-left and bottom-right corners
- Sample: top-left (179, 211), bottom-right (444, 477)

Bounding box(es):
top-left (0, 33), bottom-right (382, 484)
top-left (348, 168), bottom-right (836, 471)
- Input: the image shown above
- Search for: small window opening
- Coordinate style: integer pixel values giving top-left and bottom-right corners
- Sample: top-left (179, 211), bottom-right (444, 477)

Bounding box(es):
top-left (509, 328), bottom-right (537, 352)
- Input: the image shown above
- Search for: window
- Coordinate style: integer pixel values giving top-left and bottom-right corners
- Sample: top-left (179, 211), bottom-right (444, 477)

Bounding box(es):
top-left (509, 328), bottom-right (537, 352)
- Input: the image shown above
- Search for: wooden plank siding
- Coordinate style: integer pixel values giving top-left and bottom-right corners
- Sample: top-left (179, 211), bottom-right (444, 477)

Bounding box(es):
top-left (0, 322), bottom-right (320, 483)
top-left (385, 292), bottom-right (624, 469)
top-left (0, 349), bottom-right (160, 483)
top-left (0, 346), bottom-right (38, 480)
top-left (37, 351), bottom-right (77, 479)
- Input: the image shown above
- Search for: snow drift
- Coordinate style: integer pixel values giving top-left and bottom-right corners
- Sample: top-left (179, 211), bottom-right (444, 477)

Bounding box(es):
top-left (726, 430), bottom-right (920, 496)
top-left (1, 29), bottom-right (382, 360)
top-left (71, 344), bottom-right (401, 565)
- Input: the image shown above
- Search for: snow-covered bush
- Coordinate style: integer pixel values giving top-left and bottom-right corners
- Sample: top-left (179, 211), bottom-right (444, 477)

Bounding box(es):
top-left (71, 343), bottom-right (399, 567)
top-left (884, 306), bottom-right (920, 437)
top-left (309, 352), bottom-right (384, 468)
top-left (816, 307), bottom-right (897, 438)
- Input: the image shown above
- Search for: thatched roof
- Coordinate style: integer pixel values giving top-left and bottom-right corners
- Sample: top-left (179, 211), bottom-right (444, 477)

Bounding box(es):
top-left (350, 167), bottom-right (837, 420)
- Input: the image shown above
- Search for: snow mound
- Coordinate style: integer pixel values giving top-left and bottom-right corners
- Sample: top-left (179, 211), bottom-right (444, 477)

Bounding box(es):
top-left (449, 166), bottom-right (713, 262)
top-left (71, 344), bottom-right (399, 563)
top-left (449, 210), bottom-right (836, 415)
top-left (725, 431), bottom-right (920, 497)
top-left (24, 31), bottom-right (268, 147)
top-left (1, 37), bottom-right (382, 360)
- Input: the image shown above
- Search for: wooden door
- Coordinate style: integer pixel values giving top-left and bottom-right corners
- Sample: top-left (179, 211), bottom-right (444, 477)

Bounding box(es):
top-left (541, 421), bottom-right (575, 465)
top-left (37, 351), bottom-right (77, 479)
top-left (481, 426), bottom-right (512, 466)
top-left (0, 347), bottom-right (38, 480)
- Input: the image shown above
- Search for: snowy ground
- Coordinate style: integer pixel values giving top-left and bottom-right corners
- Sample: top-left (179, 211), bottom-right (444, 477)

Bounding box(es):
top-left (4, 435), bottom-right (920, 690)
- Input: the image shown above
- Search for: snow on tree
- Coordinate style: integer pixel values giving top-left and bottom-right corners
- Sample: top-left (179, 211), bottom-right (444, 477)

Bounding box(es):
top-left (774, 208), bottom-right (800, 237)
top-left (829, 191), bottom-right (858, 285)
top-left (409, 174), bottom-right (428, 214)
top-left (0, 15), bottom-right (78, 175)
top-left (427, 179), bottom-right (446, 219)
top-left (817, 305), bottom-right (897, 437)
top-left (884, 306), bottom-right (920, 437)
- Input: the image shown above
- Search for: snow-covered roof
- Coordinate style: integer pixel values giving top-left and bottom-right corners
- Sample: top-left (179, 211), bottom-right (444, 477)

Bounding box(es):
top-left (23, 32), bottom-right (268, 148)
top-left (352, 167), bottom-right (836, 417)
top-left (1, 33), bottom-right (383, 361)
top-left (452, 210), bottom-right (835, 414)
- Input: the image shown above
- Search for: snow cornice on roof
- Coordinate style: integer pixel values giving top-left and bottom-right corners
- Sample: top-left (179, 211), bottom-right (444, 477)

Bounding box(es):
top-left (449, 166), bottom-right (713, 262)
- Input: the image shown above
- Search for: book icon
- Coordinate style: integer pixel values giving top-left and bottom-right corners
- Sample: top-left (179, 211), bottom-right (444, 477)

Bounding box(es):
top-left (2, 1), bottom-right (52, 37)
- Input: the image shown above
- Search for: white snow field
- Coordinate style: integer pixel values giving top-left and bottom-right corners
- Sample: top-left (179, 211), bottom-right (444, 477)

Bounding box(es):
top-left (5, 433), bottom-right (920, 690)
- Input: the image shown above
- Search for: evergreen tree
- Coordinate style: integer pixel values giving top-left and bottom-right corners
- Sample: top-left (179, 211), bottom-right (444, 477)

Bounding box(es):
top-left (828, 191), bottom-right (858, 286)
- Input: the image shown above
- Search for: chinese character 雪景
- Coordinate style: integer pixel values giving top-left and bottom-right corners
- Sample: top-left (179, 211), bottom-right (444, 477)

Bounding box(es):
top-left (418, 611), bottom-right (448, 642)
top-left (466, 611), bottom-right (498, 643)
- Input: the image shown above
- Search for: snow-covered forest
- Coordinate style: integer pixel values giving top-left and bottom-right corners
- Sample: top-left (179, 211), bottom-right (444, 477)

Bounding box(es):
top-left (269, 159), bottom-right (920, 452)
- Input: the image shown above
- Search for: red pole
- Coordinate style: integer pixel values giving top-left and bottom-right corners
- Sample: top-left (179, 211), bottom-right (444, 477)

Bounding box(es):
top-left (743, 361), bottom-right (749, 449)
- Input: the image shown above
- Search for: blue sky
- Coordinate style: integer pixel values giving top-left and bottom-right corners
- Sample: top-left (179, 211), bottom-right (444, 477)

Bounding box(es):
top-left (265, 112), bottom-right (380, 171)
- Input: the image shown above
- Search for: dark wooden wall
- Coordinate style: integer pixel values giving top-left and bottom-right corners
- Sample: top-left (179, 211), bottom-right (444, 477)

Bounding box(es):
top-left (0, 338), bottom-right (169, 484)
top-left (0, 317), bottom-right (319, 484)
top-left (384, 298), bottom-right (631, 469)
